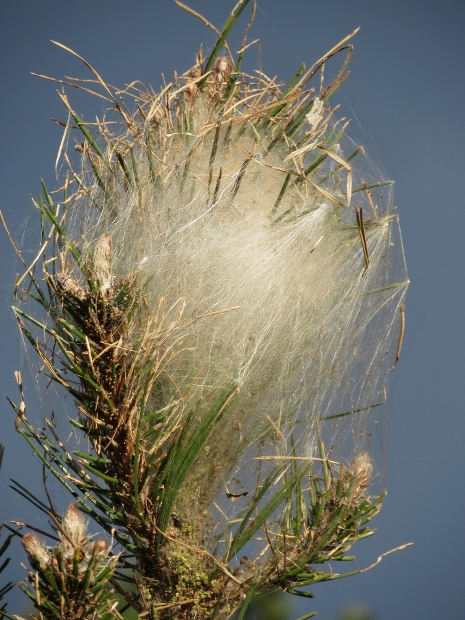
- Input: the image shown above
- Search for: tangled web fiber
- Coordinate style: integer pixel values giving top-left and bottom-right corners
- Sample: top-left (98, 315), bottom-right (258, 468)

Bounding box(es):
top-left (12, 9), bottom-right (409, 617)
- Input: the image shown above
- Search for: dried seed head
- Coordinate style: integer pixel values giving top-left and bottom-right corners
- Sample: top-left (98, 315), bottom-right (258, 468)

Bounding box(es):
top-left (184, 82), bottom-right (199, 104)
top-left (92, 538), bottom-right (108, 555)
top-left (212, 56), bottom-right (232, 83)
top-left (188, 63), bottom-right (202, 80)
top-left (344, 452), bottom-right (373, 506)
top-left (207, 56), bottom-right (233, 102)
top-left (55, 272), bottom-right (88, 301)
top-left (22, 533), bottom-right (50, 569)
top-left (93, 232), bottom-right (113, 296)
top-left (353, 452), bottom-right (372, 488)
top-left (184, 63), bottom-right (203, 104)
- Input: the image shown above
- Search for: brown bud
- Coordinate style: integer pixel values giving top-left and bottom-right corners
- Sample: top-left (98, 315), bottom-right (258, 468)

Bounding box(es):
top-left (22, 533), bottom-right (50, 569)
top-left (55, 273), bottom-right (88, 301)
top-left (184, 64), bottom-right (203, 105)
top-left (212, 56), bottom-right (232, 83)
top-left (207, 56), bottom-right (233, 102)
top-left (93, 233), bottom-right (113, 296)
top-left (184, 82), bottom-right (199, 104)
top-left (344, 452), bottom-right (372, 506)
top-left (188, 64), bottom-right (202, 80)
top-left (352, 452), bottom-right (372, 489)
top-left (61, 503), bottom-right (87, 550)
top-left (92, 539), bottom-right (108, 555)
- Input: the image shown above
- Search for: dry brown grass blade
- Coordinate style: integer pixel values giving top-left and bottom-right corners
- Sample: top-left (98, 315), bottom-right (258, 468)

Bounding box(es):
top-left (175, 305), bottom-right (242, 331)
top-left (235, 98), bottom-right (306, 133)
top-left (360, 542), bottom-right (413, 573)
top-left (174, 0), bottom-right (234, 65)
top-left (14, 239), bottom-right (50, 295)
top-left (168, 70), bottom-right (212, 103)
top-left (282, 139), bottom-right (318, 164)
top-left (55, 111), bottom-right (71, 177)
top-left (146, 82), bottom-right (173, 121)
top-left (0, 209), bottom-right (29, 271)
top-left (296, 26), bottom-right (360, 90)
top-left (31, 72), bottom-right (114, 103)
top-left (255, 157), bottom-right (348, 209)
top-left (225, 87), bottom-right (306, 118)
top-left (51, 40), bottom-right (134, 129)
top-left (366, 189), bottom-right (378, 219)
top-left (51, 40), bottom-right (117, 101)
top-left (279, 163), bottom-right (346, 206)
top-left (9, 521), bottom-right (60, 542)
top-left (241, 0), bottom-right (257, 49)
top-left (254, 456), bottom-right (341, 465)
top-left (320, 49), bottom-right (353, 100)
top-left (237, 38), bottom-right (260, 55)
top-left (51, 118), bottom-right (78, 129)
top-left (317, 144), bottom-right (352, 206)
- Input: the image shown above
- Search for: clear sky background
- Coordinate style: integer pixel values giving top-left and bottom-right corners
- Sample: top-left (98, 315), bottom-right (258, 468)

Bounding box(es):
top-left (0, 1), bottom-right (464, 618)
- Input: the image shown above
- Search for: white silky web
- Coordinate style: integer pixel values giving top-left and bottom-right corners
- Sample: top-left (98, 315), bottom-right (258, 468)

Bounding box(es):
top-left (59, 92), bottom-right (408, 550)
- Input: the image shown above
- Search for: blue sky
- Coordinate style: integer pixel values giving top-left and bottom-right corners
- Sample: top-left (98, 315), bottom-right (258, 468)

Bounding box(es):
top-left (0, 1), bottom-right (464, 618)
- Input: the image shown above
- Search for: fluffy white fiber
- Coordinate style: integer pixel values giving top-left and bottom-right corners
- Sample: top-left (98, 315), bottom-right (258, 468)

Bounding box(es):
top-left (6, 6), bottom-right (411, 615)
top-left (61, 80), bottom-right (408, 516)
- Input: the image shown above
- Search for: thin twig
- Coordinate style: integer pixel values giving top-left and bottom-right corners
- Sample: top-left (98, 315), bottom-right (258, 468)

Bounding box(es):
top-left (360, 542), bottom-right (413, 573)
